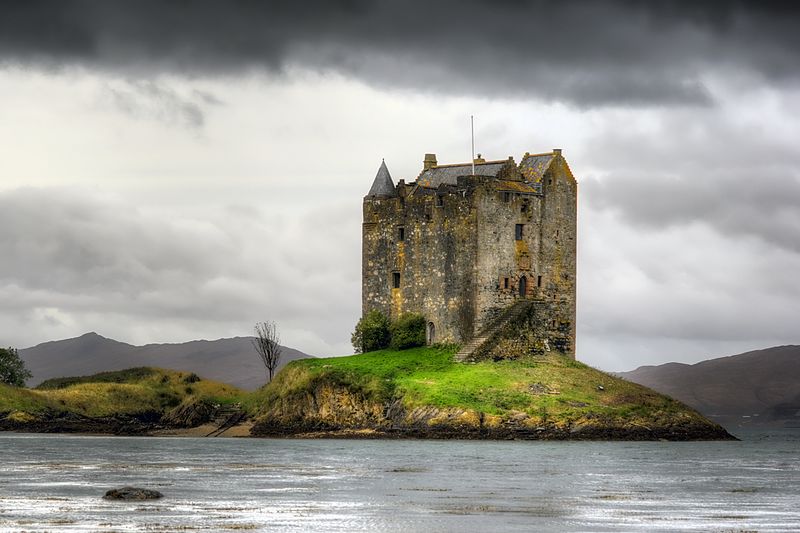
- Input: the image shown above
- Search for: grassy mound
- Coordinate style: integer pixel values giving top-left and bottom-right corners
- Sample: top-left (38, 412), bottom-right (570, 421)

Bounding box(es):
top-left (251, 346), bottom-right (733, 440)
top-left (0, 367), bottom-right (246, 429)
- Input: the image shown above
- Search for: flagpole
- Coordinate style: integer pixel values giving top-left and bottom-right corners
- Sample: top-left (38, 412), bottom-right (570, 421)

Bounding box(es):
top-left (471, 115), bottom-right (475, 176)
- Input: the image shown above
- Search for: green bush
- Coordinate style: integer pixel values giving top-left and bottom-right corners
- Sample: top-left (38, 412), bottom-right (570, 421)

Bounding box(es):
top-left (390, 313), bottom-right (426, 350)
top-left (0, 347), bottom-right (32, 387)
top-left (351, 310), bottom-right (391, 353)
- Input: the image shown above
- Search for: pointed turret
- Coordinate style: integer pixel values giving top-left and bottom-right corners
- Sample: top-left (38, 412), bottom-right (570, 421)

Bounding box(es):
top-left (366, 160), bottom-right (397, 197)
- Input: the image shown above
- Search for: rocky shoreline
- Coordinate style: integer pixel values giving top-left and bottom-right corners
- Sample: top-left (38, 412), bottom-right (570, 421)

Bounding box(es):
top-left (0, 412), bottom-right (735, 440)
top-left (0, 411), bottom-right (165, 436)
top-left (251, 417), bottom-right (736, 441)
top-left (0, 399), bottom-right (252, 437)
top-left (249, 384), bottom-right (736, 442)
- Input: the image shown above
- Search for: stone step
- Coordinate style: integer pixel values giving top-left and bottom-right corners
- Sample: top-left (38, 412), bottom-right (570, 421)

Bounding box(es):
top-left (454, 300), bottom-right (534, 362)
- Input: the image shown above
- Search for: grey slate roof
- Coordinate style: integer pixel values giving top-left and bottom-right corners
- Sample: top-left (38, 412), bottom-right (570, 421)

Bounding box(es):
top-left (367, 160), bottom-right (397, 197)
top-left (417, 161), bottom-right (507, 188)
top-left (519, 153), bottom-right (555, 182)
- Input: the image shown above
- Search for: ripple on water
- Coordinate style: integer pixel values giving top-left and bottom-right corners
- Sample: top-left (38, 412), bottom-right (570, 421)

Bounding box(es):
top-left (1, 432), bottom-right (800, 532)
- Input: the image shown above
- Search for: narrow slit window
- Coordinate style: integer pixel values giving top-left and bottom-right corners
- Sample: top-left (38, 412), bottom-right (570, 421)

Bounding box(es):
top-left (503, 277), bottom-right (509, 289)
top-left (398, 227), bottom-right (405, 241)
top-left (537, 275), bottom-right (542, 288)
top-left (436, 195), bottom-right (444, 207)
top-left (392, 272), bottom-right (401, 289)
top-left (515, 224), bottom-right (524, 240)
top-left (503, 192), bottom-right (511, 202)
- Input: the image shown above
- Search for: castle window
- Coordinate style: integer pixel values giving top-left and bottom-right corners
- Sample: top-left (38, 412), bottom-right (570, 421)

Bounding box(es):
top-left (537, 275), bottom-right (543, 288)
top-left (503, 192), bottom-right (511, 202)
top-left (436, 195), bottom-right (444, 207)
top-left (556, 229), bottom-right (559, 238)
top-left (515, 224), bottom-right (524, 240)
top-left (398, 227), bottom-right (405, 241)
top-left (503, 277), bottom-right (509, 289)
top-left (392, 272), bottom-right (401, 289)
top-left (519, 276), bottom-right (527, 297)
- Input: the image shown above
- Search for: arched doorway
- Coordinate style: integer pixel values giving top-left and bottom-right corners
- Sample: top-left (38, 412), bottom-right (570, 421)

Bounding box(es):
top-left (518, 276), bottom-right (527, 297)
top-left (427, 322), bottom-right (436, 345)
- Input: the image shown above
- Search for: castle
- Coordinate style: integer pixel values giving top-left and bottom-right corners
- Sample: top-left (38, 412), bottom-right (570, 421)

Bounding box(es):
top-left (362, 150), bottom-right (577, 357)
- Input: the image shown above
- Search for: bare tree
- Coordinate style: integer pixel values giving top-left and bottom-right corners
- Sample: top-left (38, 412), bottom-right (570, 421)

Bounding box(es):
top-left (252, 321), bottom-right (282, 382)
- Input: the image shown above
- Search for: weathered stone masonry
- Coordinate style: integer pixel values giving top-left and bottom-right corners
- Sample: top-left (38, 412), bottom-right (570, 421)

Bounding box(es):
top-left (362, 150), bottom-right (577, 357)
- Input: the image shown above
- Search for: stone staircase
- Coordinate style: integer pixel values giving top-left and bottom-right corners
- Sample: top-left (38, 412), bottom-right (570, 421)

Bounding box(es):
top-left (454, 300), bottom-right (534, 362)
top-left (204, 404), bottom-right (247, 437)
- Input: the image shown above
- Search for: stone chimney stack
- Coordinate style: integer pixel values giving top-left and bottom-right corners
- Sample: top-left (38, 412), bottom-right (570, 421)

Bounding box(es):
top-left (423, 153), bottom-right (438, 170)
top-left (553, 148), bottom-right (562, 156)
top-left (473, 153), bottom-right (486, 164)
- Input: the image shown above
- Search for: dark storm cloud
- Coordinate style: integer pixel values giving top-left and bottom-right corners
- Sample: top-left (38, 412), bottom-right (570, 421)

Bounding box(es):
top-left (2, 1), bottom-right (799, 106)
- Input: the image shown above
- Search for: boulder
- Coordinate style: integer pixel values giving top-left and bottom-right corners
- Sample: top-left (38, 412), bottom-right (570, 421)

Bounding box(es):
top-left (103, 487), bottom-right (163, 500)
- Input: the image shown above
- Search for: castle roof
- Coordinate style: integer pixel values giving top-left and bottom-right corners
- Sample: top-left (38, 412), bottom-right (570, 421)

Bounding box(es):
top-left (366, 160), bottom-right (397, 197)
top-left (496, 179), bottom-right (542, 194)
top-left (519, 152), bottom-right (556, 182)
top-left (416, 160), bottom-right (508, 188)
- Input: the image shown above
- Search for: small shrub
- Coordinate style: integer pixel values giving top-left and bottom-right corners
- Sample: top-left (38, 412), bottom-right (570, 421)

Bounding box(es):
top-left (351, 310), bottom-right (391, 353)
top-left (183, 373), bottom-right (201, 384)
top-left (389, 313), bottom-right (426, 350)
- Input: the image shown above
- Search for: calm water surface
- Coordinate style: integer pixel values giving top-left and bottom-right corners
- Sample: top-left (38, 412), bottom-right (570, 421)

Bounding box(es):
top-left (0, 430), bottom-right (798, 532)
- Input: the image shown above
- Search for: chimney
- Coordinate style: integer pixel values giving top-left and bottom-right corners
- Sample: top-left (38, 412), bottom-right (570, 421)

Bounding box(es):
top-left (423, 153), bottom-right (437, 170)
top-left (473, 153), bottom-right (486, 164)
top-left (553, 148), bottom-right (562, 156)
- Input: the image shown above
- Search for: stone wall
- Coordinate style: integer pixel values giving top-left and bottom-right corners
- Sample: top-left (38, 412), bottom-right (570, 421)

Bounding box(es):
top-left (362, 183), bottom-right (478, 344)
top-left (538, 155), bottom-right (578, 355)
top-left (362, 151), bottom-right (577, 356)
top-left (473, 181), bottom-right (544, 331)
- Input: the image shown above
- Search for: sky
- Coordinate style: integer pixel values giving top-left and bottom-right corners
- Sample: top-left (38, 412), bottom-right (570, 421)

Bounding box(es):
top-left (1, 1), bottom-right (799, 371)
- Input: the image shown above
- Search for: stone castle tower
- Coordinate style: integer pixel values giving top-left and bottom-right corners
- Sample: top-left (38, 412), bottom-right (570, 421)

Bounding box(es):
top-left (362, 150), bottom-right (577, 357)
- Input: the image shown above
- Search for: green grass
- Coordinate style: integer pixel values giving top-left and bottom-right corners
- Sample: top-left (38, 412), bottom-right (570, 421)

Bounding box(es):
top-left (1, 367), bottom-right (247, 419)
top-left (252, 346), bottom-right (707, 427)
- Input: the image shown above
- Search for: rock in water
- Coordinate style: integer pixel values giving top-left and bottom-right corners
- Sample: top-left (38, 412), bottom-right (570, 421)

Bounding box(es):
top-left (103, 487), bottom-right (163, 500)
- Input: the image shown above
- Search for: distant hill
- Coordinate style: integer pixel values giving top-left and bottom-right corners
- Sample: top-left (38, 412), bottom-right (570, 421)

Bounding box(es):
top-left (618, 345), bottom-right (800, 428)
top-left (19, 333), bottom-right (314, 390)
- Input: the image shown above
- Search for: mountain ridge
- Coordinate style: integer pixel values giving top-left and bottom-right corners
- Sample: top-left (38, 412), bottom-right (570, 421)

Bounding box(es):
top-left (19, 332), bottom-right (315, 391)
top-left (618, 345), bottom-right (800, 428)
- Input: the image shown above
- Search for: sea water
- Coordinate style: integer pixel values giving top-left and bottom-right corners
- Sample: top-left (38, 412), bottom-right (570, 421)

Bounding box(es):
top-left (0, 430), bottom-right (798, 532)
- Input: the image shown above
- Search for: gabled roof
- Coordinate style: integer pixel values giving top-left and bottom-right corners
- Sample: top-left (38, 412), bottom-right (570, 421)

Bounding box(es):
top-left (416, 160), bottom-right (508, 188)
top-left (366, 160), bottom-right (396, 197)
top-left (519, 152), bottom-right (555, 183)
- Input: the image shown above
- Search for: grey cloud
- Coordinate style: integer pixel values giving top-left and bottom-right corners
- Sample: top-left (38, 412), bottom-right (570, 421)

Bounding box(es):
top-left (0, 188), bottom-right (360, 354)
top-left (575, 204), bottom-right (800, 371)
top-left (2, 1), bottom-right (799, 106)
top-left (584, 169), bottom-right (800, 253)
top-left (580, 101), bottom-right (800, 253)
top-left (101, 80), bottom-right (221, 129)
